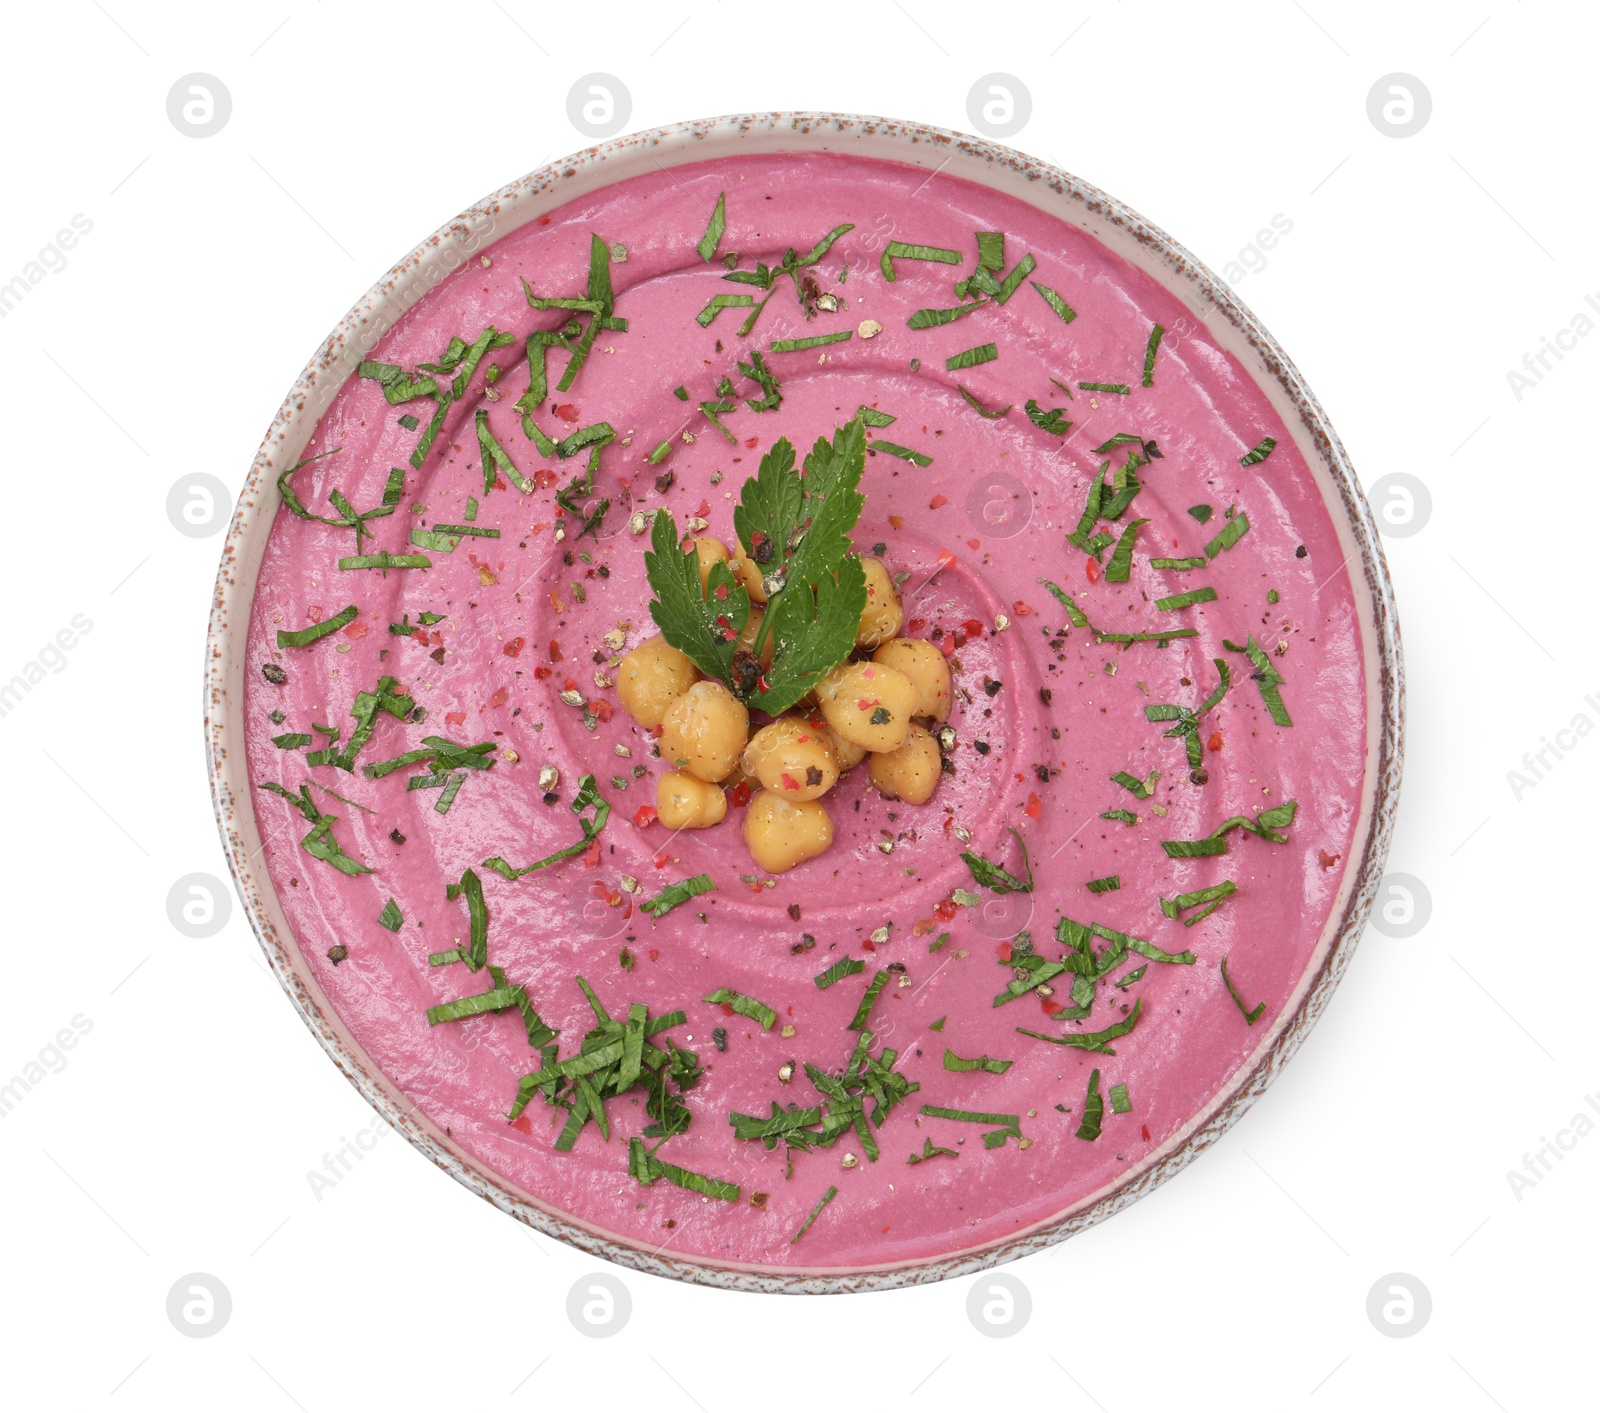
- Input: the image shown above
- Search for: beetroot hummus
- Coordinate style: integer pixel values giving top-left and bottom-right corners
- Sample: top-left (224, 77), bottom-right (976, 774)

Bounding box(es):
top-left (244, 151), bottom-right (1366, 1271)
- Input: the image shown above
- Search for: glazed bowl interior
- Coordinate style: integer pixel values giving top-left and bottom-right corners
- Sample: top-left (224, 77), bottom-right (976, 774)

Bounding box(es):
top-left (207, 112), bottom-right (1402, 1292)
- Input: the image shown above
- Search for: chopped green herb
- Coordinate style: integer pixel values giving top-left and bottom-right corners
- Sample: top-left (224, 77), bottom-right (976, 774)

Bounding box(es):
top-left (946, 343), bottom-right (998, 372)
top-left (696, 292), bottom-right (755, 327)
top-left (1109, 1082), bottom-right (1132, 1114)
top-left (1079, 381), bottom-right (1131, 395)
top-left (1225, 633), bottom-right (1293, 726)
top-left (1150, 556), bottom-right (1208, 570)
top-left (696, 191), bottom-right (726, 262)
top-left (961, 827), bottom-right (1033, 894)
top-left (1110, 769), bottom-right (1159, 799)
top-left (1024, 399), bottom-right (1071, 436)
top-left (641, 873), bottom-right (715, 919)
top-left (1114, 964), bottom-right (1147, 991)
top-left (790, 1184), bottom-right (839, 1242)
top-left (272, 732), bottom-right (313, 749)
top-left (855, 405), bottom-right (896, 427)
top-left (1161, 881), bottom-right (1238, 924)
top-left (378, 898), bottom-right (403, 932)
top-left (1086, 875), bottom-right (1121, 894)
top-left (1187, 504), bottom-right (1213, 523)
top-left (849, 970), bottom-right (889, 1031)
top-left (483, 774), bottom-right (610, 876)
top-left (1017, 997), bottom-right (1144, 1056)
top-left (880, 242), bottom-right (963, 280)
top-left (704, 987), bottom-right (777, 1032)
top-left (957, 384), bottom-right (1012, 419)
top-left (1240, 436), bottom-right (1277, 466)
top-left (339, 552), bottom-right (430, 572)
top-left (1204, 512), bottom-right (1251, 559)
top-left (770, 330), bottom-right (852, 352)
top-left (1075, 1069), bottom-right (1104, 1140)
top-left (870, 439), bottom-right (932, 466)
top-left (906, 1138), bottom-right (959, 1164)
top-left (1100, 808), bottom-right (1138, 824)
top-left (630, 1137), bottom-right (741, 1201)
top-left (814, 957), bottom-right (867, 990)
top-left (943, 1049), bottom-right (1014, 1074)
top-left (1154, 586), bottom-right (1218, 611)
top-left (1221, 957), bottom-right (1266, 1024)
top-left (1104, 518), bottom-right (1148, 583)
top-left (1031, 282), bottom-right (1077, 323)
top-left (1141, 324), bottom-right (1165, 387)
top-left (907, 301), bottom-right (986, 330)
top-left (426, 984), bottom-right (521, 1026)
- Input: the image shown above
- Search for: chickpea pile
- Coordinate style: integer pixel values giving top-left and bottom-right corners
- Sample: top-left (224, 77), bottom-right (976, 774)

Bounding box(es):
top-left (614, 542), bottom-right (955, 874)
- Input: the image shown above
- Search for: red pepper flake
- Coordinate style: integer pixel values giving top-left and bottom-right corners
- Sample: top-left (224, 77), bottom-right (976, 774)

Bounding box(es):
top-left (510, 1114), bottom-right (533, 1134)
top-left (929, 493), bottom-right (948, 509)
top-left (935, 636), bottom-right (956, 658)
top-left (888, 514), bottom-right (904, 530)
top-left (1207, 731), bottom-right (1223, 752)
top-left (549, 640), bottom-right (563, 661)
top-left (1141, 1124), bottom-right (1151, 1142)
top-left (534, 469), bottom-right (559, 489)
top-left (652, 850), bottom-right (670, 869)
top-left (856, 698), bottom-right (880, 711)
top-left (342, 621), bottom-right (367, 640)
top-left (554, 403), bottom-right (580, 423)
top-left (780, 773), bottom-right (800, 791)
top-left (648, 948), bottom-right (660, 962)
top-left (714, 583), bottom-right (729, 600)
top-left (538, 215), bottom-right (551, 226)
top-left (491, 476), bottom-right (507, 493)
top-left (444, 710), bottom-right (467, 727)
top-left (907, 618), bottom-right (927, 633)
top-left (694, 499), bottom-right (710, 518)
top-left (1320, 850), bottom-right (1341, 870)
top-left (967, 538), bottom-right (981, 550)
top-left (588, 699), bottom-right (614, 722)
top-left (962, 618), bottom-right (983, 638)
top-left (744, 437), bottom-right (759, 449)
top-left (996, 940), bottom-right (1012, 962)
top-left (533, 666), bottom-right (552, 680)
top-left (862, 939), bottom-right (877, 952)
top-left (936, 548), bottom-right (956, 569)
top-left (1085, 557), bottom-right (1100, 584)
top-left (728, 781), bottom-right (752, 807)
top-left (1025, 792), bottom-right (1042, 820)
top-left (934, 897), bottom-right (958, 921)
top-left (633, 805), bottom-right (658, 828)
top-left (1040, 999), bottom-right (1064, 1017)
top-left (488, 685), bottom-right (509, 708)
top-left (1012, 600), bottom-right (1033, 617)
top-left (503, 637), bottom-right (525, 658)
top-left (562, 678), bottom-right (579, 693)
top-left (720, 1001), bottom-right (736, 1016)
top-left (307, 605), bottom-right (324, 622)
top-left (582, 839), bottom-right (602, 868)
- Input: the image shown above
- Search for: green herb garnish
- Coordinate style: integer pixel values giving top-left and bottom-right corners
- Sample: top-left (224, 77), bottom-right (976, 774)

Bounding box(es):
top-left (814, 957), bottom-right (866, 989)
top-left (1075, 1069), bottom-right (1104, 1140)
top-left (1086, 875), bottom-right (1121, 894)
top-left (1205, 512), bottom-right (1251, 559)
top-left (960, 826), bottom-right (1033, 894)
top-left (378, 898), bottom-right (403, 932)
top-left (696, 191), bottom-right (726, 262)
top-left (946, 343), bottom-right (998, 371)
top-left (1154, 586), bottom-right (1217, 611)
top-left (1240, 436), bottom-right (1277, 466)
top-left (629, 1137), bottom-right (741, 1201)
top-left (640, 873), bottom-right (715, 919)
top-left (483, 774), bottom-right (610, 876)
top-left (1079, 381), bottom-right (1131, 395)
top-left (1221, 957), bottom-right (1266, 1024)
top-left (906, 1138), bottom-right (959, 1164)
top-left (880, 242), bottom-right (963, 281)
top-left (770, 330), bottom-right (852, 352)
top-left (1031, 282), bottom-right (1077, 323)
top-left (276, 605), bottom-right (357, 648)
top-left (1141, 324), bottom-right (1165, 386)
top-left (704, 987), bottom-right (777, 1032)
top-left (1017, 998), bottom-right (1143, 1056)
top-left (943, 1049), bottom-right (1014, 1074)
top-left (1024, 399), bottom-right (1071, 436)
top-left (1225, 633), bottom-right (1293, 726)
top-left (870, 440), bottom-right (932, 466)
top-left (848, 970), bottom-right (889, 1031)
top-left (790, 1184), bottom-right (839, 1242)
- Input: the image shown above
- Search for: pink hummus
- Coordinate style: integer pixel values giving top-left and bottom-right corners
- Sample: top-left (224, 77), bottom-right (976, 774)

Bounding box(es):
top-left (244, 152), bottom-right (1366, 1271)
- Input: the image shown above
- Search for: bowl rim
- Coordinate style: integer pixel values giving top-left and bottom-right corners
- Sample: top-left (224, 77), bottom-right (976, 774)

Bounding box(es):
top-left (206, 110), bottom-right (1404, 1294)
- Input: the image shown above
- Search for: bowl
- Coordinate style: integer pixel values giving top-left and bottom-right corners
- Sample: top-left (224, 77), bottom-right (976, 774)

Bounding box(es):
top-left (206, 111), bottom-right (1403, 1293)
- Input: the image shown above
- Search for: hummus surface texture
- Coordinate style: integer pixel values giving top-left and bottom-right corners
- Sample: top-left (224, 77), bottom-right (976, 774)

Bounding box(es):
top-left (244, 152), bottom-right (1367, 1271)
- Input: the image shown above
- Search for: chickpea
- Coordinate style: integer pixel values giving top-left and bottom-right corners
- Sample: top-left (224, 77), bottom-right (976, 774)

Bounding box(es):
top-left (735, 606), bottom-right (775, 667)
top-left (656, 770), bottom-right (728, 830)
top-left (825, 725), bottom-right (868, 773)
top-left (728, 545), bottom-right (768, 604)
top-left (815, 660), bottom-right (917, 753)
top-left (742, 717), bottom-right (839, 803)
top-left (659, 680), bottom-right (749, 783)
top-left (693, 536), bottom-right (729, 594)
top-left (855, 556), bottom-right (904, 649)
top-left (871, 639), bottom-right (952, 723)
top-left (867, 723), bottom-right (942, 804)
top-left (744, 790), bottom-right (834, 874)
top-left (616, 636), bottom-right (699, 730)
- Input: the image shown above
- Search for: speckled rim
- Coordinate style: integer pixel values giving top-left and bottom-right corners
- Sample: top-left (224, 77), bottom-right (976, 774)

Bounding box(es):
top-left (206, 112), bottom-right (1403, 1294)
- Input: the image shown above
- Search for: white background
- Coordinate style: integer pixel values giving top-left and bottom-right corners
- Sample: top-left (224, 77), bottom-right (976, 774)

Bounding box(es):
top-left (1, 1), bottom-right (1592, 1407)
